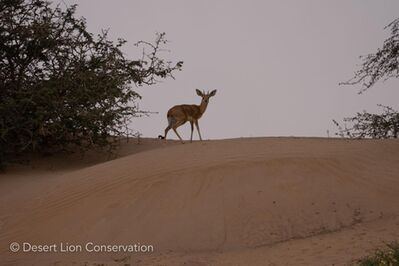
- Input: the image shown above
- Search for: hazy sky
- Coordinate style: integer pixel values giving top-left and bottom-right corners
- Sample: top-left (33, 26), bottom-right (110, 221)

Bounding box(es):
top-left (64, 0), bottom-right (399, 139)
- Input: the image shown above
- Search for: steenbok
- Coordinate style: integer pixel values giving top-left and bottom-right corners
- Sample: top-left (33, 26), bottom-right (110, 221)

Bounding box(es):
top-left (158, 89), bottom-right (217, 143)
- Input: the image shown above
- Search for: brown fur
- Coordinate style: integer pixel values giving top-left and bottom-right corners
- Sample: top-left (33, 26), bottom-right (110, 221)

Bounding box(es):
top-left (161, 89), bottom-right (217, 143)
top-left (167, 104), bottom-right (203, 122)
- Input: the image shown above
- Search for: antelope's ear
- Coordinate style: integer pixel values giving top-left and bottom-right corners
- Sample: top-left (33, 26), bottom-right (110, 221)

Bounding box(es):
top-left (196, 89), bottom-right (203, 96)
top-left (209, 89), bottom-right (217, 97)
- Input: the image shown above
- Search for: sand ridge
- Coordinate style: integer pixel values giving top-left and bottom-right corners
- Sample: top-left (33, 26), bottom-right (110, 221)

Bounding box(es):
top-left (0, 137), bottom-right (398, 265)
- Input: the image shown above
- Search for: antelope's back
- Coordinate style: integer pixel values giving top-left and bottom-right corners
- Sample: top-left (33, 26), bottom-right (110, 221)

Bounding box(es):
top-left (167, 104), bottom-right (201, 120)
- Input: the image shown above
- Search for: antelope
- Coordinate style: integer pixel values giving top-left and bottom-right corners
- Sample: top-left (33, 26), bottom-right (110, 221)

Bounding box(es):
top-left (158, 89), bottom-right (217, 143)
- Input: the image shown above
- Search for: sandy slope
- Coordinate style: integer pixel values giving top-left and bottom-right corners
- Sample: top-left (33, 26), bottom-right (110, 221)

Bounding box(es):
top-left (0, 137), bottom-right (398, 266)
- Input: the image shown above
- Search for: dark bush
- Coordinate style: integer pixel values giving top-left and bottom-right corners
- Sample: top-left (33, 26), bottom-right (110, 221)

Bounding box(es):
top-left (0, 0), bottom-right (183, 166)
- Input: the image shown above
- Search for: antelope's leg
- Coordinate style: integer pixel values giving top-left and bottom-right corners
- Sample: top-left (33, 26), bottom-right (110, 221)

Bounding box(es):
top-left (173, 121), bottom-right (186, 144)
top-left (190, 121), bottom-right (194, 142)
top-left (164, 125), bottom-right (171, 140)
top-left (173, 128), bottom-right (185, 144)
top-left (195, 121), bottom-right (203, 141)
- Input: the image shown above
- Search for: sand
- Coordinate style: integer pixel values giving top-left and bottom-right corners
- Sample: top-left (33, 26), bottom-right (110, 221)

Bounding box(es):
top-left (0, 137), bottom-right (398, 265)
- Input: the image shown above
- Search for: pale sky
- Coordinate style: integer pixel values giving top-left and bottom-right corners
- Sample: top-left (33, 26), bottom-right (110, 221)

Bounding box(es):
top-left (64, 0), bottom-right (399, 139)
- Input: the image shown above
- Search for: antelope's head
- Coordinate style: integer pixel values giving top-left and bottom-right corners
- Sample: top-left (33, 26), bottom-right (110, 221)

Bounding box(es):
top-left (196, 89), bottom-right (217, 104)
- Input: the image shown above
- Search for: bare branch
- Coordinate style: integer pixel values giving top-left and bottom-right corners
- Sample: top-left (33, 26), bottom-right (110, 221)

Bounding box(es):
top-left (340, 18), bottom-right (399, 93)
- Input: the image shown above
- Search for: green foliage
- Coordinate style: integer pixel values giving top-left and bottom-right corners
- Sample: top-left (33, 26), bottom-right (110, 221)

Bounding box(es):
top-left (333, 105), bottom-right (399, 139)
top-left (0, 0), bottom-right (183, 166)
top-left (356, 242), bottom-right (399, 266)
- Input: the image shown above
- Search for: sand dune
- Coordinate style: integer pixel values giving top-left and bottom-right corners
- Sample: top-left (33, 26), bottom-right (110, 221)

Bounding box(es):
top-left (1, 137), bottom-right (399, 265)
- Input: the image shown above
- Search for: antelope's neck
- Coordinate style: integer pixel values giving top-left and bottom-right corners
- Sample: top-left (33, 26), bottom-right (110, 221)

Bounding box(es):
top-left (199, 100), bottom-right (208, 114)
